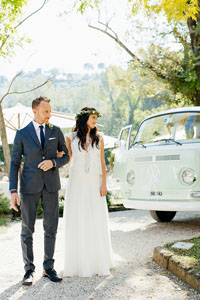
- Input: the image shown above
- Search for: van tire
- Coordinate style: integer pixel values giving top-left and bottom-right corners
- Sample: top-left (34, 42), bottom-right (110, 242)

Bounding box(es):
top-left (150, 210), bottom-right (176, 222)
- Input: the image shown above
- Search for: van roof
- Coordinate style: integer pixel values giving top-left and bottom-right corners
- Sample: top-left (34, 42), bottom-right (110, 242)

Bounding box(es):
top-left (144, 106), bottom-right (200, 122)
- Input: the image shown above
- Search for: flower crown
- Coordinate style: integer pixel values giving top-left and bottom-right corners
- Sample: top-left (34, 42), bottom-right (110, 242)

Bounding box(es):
top-left (75, 109), bottom-right (101, 120)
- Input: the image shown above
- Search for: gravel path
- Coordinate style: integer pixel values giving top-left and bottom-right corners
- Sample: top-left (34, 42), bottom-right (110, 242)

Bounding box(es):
top-left (0, 210), bottom-right (200, 300)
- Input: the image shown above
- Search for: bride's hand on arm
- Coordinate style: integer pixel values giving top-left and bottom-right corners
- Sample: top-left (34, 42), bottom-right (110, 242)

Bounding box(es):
top-left (56, 151), bottom-right (65, 158)
top-left (100, 137), bottom-right (107, 197)
top-left (56, 137), bottom-right (72, 161)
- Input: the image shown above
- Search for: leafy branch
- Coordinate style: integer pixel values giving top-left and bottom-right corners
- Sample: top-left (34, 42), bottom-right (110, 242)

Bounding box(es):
top-left (88, 20), bottom-right (167, 80)
top-left (0, 71), bottom-right (53, 104)
top-left (0, 0), bottom-right (48, 54)
top-left (15, 0), bottom-right (47, 30)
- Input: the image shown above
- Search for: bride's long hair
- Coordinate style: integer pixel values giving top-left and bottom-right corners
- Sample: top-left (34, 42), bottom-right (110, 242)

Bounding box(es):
top-left (73, 107), bottom-right (100, 151)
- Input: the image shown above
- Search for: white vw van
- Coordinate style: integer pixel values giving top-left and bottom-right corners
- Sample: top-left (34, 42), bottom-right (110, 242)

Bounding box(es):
top-left (113, 107), bottom-right (200, 222)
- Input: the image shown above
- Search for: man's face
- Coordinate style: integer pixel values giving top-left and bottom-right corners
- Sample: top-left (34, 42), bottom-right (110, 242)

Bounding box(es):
top-left (33, 101), bottom-right (51, 124)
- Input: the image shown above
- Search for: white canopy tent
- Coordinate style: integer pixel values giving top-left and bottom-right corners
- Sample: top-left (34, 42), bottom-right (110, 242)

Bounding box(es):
top-left (2, 103), bottom-right (75, 144)
top-left (1, 103), bottom-right (117, 148)
top-left (103, 135), bottom-right (117, 148)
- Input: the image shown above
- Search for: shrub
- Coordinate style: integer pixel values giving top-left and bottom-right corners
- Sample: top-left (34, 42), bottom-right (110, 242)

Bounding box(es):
top-left (59, 196), bottom-right (65, 216)
top-left (0, 193), bottom-right (12, 215)
top-left (0, 145), bottom-right (13, 162)
top-left (37, 196), bottom-right (65, 217)
top-left (0, 218), bottom-right (7, 226)
top-left (37, 199), bottom-right (43, 217)
top-left (106, 191), bottom-right (112, 207)
top-left (104, 148), bottom-right (112, 165)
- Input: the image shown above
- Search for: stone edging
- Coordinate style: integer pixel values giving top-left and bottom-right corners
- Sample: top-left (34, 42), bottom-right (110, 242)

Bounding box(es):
top-left (153, 246), bottom-right (200, 292)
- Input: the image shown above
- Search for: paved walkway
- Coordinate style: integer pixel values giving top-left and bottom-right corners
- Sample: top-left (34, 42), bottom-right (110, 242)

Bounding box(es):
top-left (0, 210), bottom-right (200, 299)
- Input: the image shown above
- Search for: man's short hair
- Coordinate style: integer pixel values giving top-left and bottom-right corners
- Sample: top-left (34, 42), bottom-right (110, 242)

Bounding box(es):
top-left (32, 96), bottom-right (50, 109)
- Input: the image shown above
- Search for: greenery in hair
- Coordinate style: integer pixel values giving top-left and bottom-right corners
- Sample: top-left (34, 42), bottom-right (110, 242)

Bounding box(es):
top-left (75, 109), bottom-right (101, 120)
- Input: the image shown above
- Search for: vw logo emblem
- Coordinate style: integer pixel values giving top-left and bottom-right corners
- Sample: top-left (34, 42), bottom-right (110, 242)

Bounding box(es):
top-left (147, 164), bottom-right (160, 181)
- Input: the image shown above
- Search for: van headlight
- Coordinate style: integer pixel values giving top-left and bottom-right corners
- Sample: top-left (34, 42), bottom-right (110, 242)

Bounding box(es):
top-left (181, 169), bottom-right (196, 185)
top-left (127, 170), bottom-right (135, 185)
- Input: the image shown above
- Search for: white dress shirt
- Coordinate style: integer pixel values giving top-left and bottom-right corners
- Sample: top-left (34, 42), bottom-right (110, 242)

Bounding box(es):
top-left (32, 120), bottom-right (57, 167)
top-left (32, 120), bottom-right (45, 144)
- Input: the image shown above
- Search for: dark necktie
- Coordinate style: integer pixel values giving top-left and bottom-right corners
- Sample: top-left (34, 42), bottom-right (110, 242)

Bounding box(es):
top-left (39, 125), bottom-right (45, 149)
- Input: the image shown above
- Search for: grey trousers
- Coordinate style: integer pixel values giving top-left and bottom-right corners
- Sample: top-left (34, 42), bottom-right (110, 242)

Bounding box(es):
top-left (20, 187), bottom-right (59, 271)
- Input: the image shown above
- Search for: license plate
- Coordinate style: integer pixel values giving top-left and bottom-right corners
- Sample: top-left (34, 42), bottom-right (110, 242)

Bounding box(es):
top-left (150, 191), bottom-right (162, 196)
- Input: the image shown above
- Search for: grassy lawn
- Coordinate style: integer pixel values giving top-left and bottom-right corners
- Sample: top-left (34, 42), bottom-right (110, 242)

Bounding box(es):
top-left (167, 236), bottom-right (200, 270)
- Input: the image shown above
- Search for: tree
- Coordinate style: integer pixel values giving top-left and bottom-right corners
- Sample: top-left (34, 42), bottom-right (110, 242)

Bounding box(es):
top-left (0, 0), bottom-right (28, 58)
top-left (0, 0), bottom-right (48, 173)
top-left (0, 0), bottom-right (47, 58)
top-left (72, 0), bottom-right (200, 105)
top-left (97, 63), bottom-right (105, 70)
top-left (0, 72), bottom-right (52, 173)
top-left (0, 66), bottom-right (172, 138)
top-left (73, 0), bottom-right (199, 21)
top-left (129, 0), bottom-right (199, 23)
top-left (129, 0), bottom-right (200, 105)
top-left (98, 64), bottom-right (171, 136)
top-left (83, 63), bottom-right (95, 72)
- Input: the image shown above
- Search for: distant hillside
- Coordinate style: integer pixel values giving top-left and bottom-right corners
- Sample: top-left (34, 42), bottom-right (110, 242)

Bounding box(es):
top-left (1, 67), bottom-right (171, 136)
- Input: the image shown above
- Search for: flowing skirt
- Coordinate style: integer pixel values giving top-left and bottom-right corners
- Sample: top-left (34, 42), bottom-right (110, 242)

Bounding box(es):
top-left (63, 171), bottom-right (113, 277)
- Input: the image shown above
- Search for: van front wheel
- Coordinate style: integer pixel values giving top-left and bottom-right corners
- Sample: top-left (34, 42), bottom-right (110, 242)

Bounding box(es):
top-left (150, 210), bottom-right (176, 222)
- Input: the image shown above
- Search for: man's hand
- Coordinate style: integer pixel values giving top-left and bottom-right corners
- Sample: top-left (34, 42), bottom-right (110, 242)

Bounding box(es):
top-left (38, 160), bottom-right (53, 171)
top-left (10, 193), bottom-right (20, 212)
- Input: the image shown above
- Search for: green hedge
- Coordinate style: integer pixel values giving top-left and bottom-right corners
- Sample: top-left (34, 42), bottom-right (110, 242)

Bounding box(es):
top-left (104, 148), bottom-right (112, 165)
top-left (37, 193), bottom-right (111, 217)
top-left (0, 190), bottom-right (114, 221)
top-left (0, 193), bottom-right (12, 215)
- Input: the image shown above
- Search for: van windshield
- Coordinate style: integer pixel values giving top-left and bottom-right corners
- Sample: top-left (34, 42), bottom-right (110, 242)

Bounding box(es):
top-left (134, 112), bottom-right (200, 145)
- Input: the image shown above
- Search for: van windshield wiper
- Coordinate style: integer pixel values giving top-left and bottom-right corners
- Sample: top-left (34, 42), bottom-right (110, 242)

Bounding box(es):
top-left (133, 140), bottom-right (146, 148)
top-left (153, 138), bottom-right (182, 145)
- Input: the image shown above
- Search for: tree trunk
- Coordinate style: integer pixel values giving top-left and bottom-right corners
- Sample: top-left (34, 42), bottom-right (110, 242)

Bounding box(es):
top-left (193, 90), bottom-right (200, 106)
top-left (0, 103), bottom-right (11, 174)
top-left (187, 1), bottom-right (200, 106)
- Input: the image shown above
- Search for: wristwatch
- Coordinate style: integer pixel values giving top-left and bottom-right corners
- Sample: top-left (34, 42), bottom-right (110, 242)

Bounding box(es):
top-left (51, 159), bottom-right (56, 168)
top-left (10, 189), bottom-right (17, 194)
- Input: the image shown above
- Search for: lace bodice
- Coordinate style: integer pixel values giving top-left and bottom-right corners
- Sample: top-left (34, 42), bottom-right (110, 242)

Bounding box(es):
top-left (68, 131), bottom-right (103, 175)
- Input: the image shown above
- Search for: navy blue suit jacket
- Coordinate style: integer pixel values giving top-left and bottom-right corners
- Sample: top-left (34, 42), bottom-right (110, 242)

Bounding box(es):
top-left (9, 122), bottom-right (69, 194)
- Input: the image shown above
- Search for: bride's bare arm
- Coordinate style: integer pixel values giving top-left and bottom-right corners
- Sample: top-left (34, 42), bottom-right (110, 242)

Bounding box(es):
top-left (100, 138), bottom-right (107, 197)
top-left (66, 137), bottom-right (72, 164)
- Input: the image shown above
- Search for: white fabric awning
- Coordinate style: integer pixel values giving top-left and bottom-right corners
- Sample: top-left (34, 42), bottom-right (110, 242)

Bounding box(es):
top-left (1, 103), bottom-right (117, 148)
top-left (2, 103), bottom-right (75, 144)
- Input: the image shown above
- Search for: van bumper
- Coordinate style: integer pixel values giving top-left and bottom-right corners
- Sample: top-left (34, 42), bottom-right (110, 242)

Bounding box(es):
top-left (123, 199), bottom-right (200, 211)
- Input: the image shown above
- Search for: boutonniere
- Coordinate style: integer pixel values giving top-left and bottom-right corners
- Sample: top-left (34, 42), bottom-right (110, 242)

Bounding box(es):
top-left (48, 123), bottom-right (54, 129)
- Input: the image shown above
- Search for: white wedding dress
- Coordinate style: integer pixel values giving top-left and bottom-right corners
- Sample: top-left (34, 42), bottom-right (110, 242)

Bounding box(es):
top-left (63, 132), bottom-right (113, 277)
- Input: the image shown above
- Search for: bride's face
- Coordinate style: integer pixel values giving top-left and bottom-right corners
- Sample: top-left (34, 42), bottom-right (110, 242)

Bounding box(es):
top-left (87, 114), bottom-right (98, 130)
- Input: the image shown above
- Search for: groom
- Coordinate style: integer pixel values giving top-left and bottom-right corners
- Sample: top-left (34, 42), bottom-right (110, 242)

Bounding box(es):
top-left (9, 97), bottom-right (69, 285)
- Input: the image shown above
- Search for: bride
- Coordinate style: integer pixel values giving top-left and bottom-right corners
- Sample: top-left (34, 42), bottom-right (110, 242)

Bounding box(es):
top-left (62, 107), bottom-right (113, 277)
